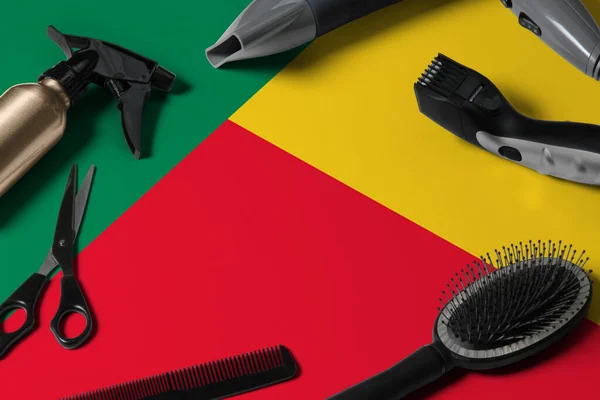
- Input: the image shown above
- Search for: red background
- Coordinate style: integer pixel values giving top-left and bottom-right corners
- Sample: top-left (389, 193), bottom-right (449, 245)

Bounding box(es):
top-left (1, 122), bottom-right (599, 399)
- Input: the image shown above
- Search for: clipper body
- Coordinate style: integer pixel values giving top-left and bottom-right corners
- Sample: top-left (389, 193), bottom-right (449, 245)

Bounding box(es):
top-left (416, 54), bottom-right (600, 185)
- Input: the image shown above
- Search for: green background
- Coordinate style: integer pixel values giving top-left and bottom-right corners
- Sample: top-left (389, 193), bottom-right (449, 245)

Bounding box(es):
top-left (0, 1), bottom-right (301, 300)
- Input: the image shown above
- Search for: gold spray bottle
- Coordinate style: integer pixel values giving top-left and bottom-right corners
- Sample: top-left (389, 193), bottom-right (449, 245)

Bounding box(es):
top-left (0, 26), bottom-right (176, 198)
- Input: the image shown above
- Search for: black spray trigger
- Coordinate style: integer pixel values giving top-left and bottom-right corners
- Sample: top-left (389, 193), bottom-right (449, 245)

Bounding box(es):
top-left (45, 26), bottom-right (176, 159)
top-left (115, 82), bottom-right (151, 160)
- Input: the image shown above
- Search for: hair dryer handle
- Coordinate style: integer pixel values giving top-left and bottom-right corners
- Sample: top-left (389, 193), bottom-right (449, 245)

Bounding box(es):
top-left (306, 0), bottom-right (405, 37)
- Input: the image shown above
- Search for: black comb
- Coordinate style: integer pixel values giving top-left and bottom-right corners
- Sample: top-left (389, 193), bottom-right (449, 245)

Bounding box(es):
top-left (61, 345), bottom-right (297, 400)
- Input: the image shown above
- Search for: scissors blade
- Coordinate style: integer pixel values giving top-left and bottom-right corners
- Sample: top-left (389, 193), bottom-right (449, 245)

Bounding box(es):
top-left (37, 165), bottom-right (95, 276)
top-left (74, 165), bottom-right (95, 235)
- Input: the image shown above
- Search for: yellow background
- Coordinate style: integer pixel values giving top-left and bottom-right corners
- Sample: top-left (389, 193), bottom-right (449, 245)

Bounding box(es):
top-left (232, 0), bottom-right (600, 323)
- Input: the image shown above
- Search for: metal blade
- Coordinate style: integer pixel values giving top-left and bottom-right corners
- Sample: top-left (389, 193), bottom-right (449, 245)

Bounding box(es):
top-left (50, 165), bottom-right (77, 276)
top-left (38, 165), bottom-right (95, 276)
top-left (74, 165), bottom-right (95, 235)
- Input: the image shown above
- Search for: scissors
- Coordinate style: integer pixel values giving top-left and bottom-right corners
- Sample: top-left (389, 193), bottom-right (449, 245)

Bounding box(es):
top-left (0, 165), bottom-right (95, 357)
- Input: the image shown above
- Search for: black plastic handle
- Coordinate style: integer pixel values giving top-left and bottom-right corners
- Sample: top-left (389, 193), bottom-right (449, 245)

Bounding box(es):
top-left (306, 0), bottom-right (404, 36)
top-left (49, 276), bottom-right (93, 350)
top-left (327, 345), bottom-right (448, 400)
top-left (0, 273), bottom-right (47, 358)
top-left (511, 117), bottom-right (600, 154)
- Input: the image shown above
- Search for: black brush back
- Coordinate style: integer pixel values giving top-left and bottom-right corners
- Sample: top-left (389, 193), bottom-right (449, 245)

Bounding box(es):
top-left (435, 240), bottom-right (593, 367)
top-left (62, 345), bottom-right (297, 400)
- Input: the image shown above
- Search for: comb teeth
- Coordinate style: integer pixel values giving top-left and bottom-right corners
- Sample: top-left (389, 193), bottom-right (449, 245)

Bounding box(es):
top-left (417, 54), bottom-right (469, 98)
top-left (62, 345), bottom-right (295, 400)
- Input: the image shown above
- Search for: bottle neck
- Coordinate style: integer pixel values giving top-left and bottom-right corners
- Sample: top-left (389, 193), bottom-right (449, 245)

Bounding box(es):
top-left (39, 78), bottom-right (71, 110)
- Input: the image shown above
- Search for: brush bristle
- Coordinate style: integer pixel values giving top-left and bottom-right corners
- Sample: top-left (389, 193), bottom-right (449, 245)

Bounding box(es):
top-left (62, 345), bottom-right (292, 400)
top-left (417, 54), bottom-right (468, 97)
top-left (438, 240), bottom-right (593, 349)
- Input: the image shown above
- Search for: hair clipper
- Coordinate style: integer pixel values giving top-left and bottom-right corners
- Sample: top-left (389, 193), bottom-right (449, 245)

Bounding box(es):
top-left (415, 54), bottom-right (600, 185)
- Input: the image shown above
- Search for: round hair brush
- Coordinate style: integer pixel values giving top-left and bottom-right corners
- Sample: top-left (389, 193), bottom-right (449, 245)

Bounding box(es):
top-left (328, 240), bottom-right (593, 400)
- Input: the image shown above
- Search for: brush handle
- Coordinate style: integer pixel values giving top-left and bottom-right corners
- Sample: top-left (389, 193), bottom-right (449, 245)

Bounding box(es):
top-left (307, 0), bottom-right (404, 37)
top-left (327, 345), bottom-right (448, 400)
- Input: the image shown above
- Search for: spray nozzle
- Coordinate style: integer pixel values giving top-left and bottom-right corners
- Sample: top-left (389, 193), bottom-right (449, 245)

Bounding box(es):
top-left (41, 26), bottom-right (176, 159)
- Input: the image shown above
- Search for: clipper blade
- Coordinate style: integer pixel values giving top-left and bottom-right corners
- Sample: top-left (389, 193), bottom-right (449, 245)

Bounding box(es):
top-left (414, 54), bottom-right (472, 139)
top-left (417, 54), bottom-right (469, 97)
